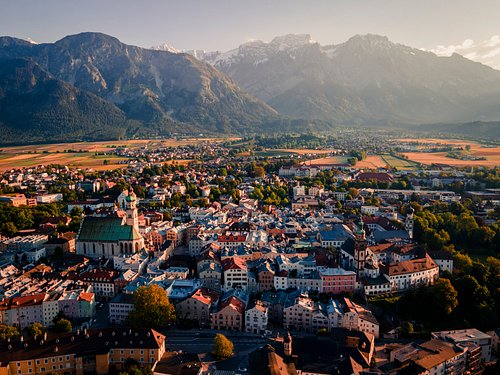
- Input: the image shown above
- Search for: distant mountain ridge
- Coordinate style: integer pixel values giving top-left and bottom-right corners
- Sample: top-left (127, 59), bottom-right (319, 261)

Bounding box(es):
top-left (184, 33), bottom-right (500, 125)
top-left (1, 32), bottom-right (500, 145)
top-left (0, 32), bottom-right (278, 144)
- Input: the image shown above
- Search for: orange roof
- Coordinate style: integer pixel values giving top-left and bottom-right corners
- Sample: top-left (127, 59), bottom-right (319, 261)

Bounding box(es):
top-left (1, 293), bottom-right (46, 309)
top-left (368, 243), bottom-right (394, 253)
top-left (386, 254), bottom-right (438, 276)
top-left (191, 288), bottom-right (219, 306)
top-left (77, 292), bottom-right (95, 302)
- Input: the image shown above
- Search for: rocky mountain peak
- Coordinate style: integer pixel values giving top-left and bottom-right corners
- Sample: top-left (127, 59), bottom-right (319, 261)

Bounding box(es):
top-left (342, 34), bottom-right (394, 51)
top-left (269, 34), bottom-right (314, 51)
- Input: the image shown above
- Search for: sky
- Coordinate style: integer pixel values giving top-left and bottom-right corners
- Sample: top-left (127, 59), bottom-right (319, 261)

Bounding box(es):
top-left (1, 0), bottom-right (500, 68)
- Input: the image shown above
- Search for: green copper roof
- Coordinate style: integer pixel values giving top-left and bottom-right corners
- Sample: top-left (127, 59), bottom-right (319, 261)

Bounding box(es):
top-left (78, 217), bottom-right (142, 242)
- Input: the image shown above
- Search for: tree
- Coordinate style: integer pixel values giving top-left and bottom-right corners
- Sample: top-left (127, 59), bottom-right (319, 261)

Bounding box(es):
top-left (129, 284), bottom-right (176, 329)
top-left (54, 319), bottom-right (72, 333)
top-left (254, 165), bottom-right (265, 178)
top-left (431, 278), bottom-right (458, 317)
top-left (453, 252), bottom-right (473, 274)
top-left (213, 333), bottom-right (234, 359)
top-left (400, 321), bottom-right (415, 337)
top-left (454, 275), bottom-right (491, 320)
top-left (119, 358), bottom-right (153, 375)
top-left (0, 221), bottom-right (18, 236)
top-left (28, 322), bottom-right (46, 338)
top-left (0, 324), bottom-right (19, 341)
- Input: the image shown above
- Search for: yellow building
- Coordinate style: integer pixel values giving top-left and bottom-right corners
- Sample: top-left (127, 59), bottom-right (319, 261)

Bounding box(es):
top-left (0, 328), bottom-right (166, 374)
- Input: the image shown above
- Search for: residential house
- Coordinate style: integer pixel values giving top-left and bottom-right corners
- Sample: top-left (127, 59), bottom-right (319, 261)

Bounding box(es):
top-left (175, 288), bottom-right (220, 327)
top-left (245, 300), bottom-right (269, 334)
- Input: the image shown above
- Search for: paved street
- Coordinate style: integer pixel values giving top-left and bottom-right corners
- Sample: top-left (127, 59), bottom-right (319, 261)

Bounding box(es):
top-left (166, 333), bottom-right (269, 353)
top-left (164, 330), bottom-right (270, 372)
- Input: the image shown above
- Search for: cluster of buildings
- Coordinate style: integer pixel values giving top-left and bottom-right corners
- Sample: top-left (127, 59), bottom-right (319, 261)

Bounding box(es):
top-left (0, 328), bottom-right (166, 374)
top-left (251, 327), bottom-right (494, 375)
top-left (0, 138), bottom-right (498, 374)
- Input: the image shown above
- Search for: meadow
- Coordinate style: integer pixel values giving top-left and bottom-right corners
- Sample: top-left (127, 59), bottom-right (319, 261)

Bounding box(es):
top-left (0, 138), bottom-right (231, 171)
top-left (398, 138), bottom-right (500, 167)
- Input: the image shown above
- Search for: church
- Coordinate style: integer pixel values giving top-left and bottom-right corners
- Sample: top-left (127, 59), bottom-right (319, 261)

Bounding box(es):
top-left (76, 190), bottom-right (145, 258)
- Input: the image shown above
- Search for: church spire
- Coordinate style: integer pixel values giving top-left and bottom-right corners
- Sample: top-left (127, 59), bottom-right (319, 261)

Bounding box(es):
top-left (355, 216), bottom-right (366, 240)
top-left (125, 187), bottom-right (139, 231)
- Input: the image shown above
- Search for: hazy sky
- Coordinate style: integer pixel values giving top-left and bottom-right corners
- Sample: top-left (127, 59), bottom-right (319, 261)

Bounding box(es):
top-left (1, 0), bottom-right (500, 67)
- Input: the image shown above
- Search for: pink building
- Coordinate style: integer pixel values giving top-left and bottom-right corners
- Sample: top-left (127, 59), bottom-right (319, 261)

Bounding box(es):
top-left (319, 268), bottom-right (356, 294)
top-left (58, 291), bottom-right (80, 319)
top-left (210, 296), bottom-right (245, 331)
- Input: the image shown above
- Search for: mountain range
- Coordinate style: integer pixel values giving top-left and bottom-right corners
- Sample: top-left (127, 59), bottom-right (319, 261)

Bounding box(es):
top-left (183, 34), bottom-right (500, 125)
top-left (0, 32), bottom-right (277, 144)
top-left (1, 32), bottom-right (500, 144)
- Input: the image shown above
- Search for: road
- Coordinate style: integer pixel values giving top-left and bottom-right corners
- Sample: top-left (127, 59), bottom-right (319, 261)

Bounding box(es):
top-left (166, 333), bottom-right (269, 353)
top-left (164, 330), bottom-right (270, 372)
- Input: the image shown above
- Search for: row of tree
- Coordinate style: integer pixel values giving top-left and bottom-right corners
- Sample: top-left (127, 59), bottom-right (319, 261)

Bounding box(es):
top-left (413, 202), bottom-right (499, 251)
top-left (395, 255), bottom-right (499, 333)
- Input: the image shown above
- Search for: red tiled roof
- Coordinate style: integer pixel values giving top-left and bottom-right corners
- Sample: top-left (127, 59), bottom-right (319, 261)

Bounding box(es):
top-left (1, 293), bottom-right (46, 309)
top-left (218, 296), bottom-right (245, 314)
top-left (218, 235), bottom-right (247, 243)
top-left (191, 288), bottom-right (219, 305)
top-left (221, 257), bottom-right (247, 271)
top-left (386, 254), bottom-right (438, 276)
top-left (79, 269), bottom-right (118, 282)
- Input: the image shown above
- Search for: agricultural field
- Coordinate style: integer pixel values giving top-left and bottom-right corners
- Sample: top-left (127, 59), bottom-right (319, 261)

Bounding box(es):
top-left (304, 155), bottom-right (390, 170)
top-left (274, 148), bottom-right (332, 155)
top-left (303, 156), bottom-right (350, 165)
top-left (380, 154), bottom-right (420, 170)
top-left (237, 148), bottom-right (332, 158)
top-left (254, 150), bottom-right (297, 157)
top-left (398, 138), bottom-right (500, 167)
top-left (403, 152), bottom-right (500, 167)
top-left (0, 152), bottom-right (129, 171)
top-left (354, 155), bottom-right (388, 169)
top-left (0, 137), bottom-right (237, 154)
top-left (0, 138), bottom-right (230, 171)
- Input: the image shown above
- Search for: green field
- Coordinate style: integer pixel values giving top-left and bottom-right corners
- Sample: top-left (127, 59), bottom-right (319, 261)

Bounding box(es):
top-left (254, 150), bottom-right (297, 157)
top-left (381, 154), bottom-right (420, 170)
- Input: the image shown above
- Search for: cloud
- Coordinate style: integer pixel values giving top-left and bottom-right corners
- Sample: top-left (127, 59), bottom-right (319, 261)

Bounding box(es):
top-left (424, 35), bottom-right (500, 70)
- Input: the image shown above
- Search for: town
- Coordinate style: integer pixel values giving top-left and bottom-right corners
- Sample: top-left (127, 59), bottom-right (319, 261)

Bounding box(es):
top-left (0, 134), bottom-right (498, 375)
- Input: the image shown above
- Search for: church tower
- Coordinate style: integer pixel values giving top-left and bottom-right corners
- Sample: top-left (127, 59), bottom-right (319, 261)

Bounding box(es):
top-left (405, 207), bottom-right (414, 240)
top-left (125, 188), bottom-right (139, 231)
top-left (353, 217), bottom-right (367, 278)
